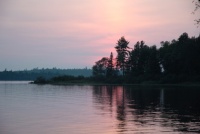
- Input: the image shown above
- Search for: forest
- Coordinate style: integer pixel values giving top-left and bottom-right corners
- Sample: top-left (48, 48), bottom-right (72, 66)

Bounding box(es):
top-left (92, 32), bottom-right (200, 84)
top-left (5, 32), bottom-right (199, 84)
top-left (0, 68), bottom-right (92, 80)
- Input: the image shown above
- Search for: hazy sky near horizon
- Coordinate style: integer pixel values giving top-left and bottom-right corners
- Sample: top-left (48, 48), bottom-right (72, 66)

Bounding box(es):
top-left (0, 0), bottom-right (199, 71)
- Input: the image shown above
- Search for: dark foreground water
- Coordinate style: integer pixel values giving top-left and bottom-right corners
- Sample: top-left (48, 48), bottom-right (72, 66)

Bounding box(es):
top-left (0, 82), bottom-right (200, 134)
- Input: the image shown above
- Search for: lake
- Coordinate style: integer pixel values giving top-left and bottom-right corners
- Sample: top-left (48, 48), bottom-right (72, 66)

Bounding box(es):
top-left (0, 81), bottom-right (200, 134)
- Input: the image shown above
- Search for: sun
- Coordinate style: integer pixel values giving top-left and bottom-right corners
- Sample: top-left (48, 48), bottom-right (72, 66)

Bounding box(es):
top-left (106, 0), bottom-right (124, 22)
top-left (103, 0), bottom-right (126, 32)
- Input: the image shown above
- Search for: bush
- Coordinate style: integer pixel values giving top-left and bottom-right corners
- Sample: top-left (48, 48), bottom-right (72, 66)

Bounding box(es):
top-left (34, 76), bottom-right (47, 84)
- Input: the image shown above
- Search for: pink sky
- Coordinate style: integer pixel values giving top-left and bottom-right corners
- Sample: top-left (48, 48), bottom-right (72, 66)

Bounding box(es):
top-left (0, 0), bottom-right (199, 70)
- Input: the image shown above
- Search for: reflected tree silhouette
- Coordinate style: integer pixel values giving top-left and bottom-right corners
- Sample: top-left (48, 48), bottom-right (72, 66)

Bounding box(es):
top-left (92, 86), bottom-right (127, 132)
top-left (92, 86), bottom-right (200, 133)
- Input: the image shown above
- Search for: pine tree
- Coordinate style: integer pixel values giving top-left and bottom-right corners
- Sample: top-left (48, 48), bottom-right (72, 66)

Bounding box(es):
top-left (106, 52), bottom-right (114, 77)
top-left (115, 36), bottom-right (131, 76)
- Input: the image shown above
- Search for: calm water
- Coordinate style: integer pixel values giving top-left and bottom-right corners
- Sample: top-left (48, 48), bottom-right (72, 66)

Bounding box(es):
top-left (0, 82), bottom-right (200, 134)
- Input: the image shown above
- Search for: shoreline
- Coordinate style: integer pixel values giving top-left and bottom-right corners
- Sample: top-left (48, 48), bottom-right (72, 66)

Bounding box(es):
top-left (31, 81), bottom-right (200, 87)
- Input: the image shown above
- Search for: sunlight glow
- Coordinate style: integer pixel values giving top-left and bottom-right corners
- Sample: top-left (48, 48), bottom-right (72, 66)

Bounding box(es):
top-left (103, 0), bottom-right (127, 33)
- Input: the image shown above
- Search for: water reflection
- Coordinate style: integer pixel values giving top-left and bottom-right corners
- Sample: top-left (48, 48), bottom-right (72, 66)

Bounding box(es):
top-left (92, 86), bottom-right (200, 133)
top-left (93, 86), bottom-right (125, 130)
top-left (1, 82), bottom-right (200, 134)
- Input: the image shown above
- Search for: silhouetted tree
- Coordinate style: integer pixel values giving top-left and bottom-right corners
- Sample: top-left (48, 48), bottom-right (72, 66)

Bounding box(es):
top-left (92, 57), bottom-right (109, 77)
top-left (192, 0), bottom-right (200, 25)
top-left (115, 36), bottom-right (131, 76)
top-left (92, 32), bottom-right (200, 84)
top-left (145, 45), bottom-right (161, 75)
top-left (129, 41), bottom-right (149, 76)
top-left (106, 52), bottom-right (114, 77)
top-left (159, 32), bottom-right (200, 76)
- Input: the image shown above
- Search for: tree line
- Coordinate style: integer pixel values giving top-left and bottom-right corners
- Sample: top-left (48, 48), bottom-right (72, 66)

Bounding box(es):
top-left (92, 32), bottom-right (200, 84)
top-left (0, 68), bottom-right (92, 80)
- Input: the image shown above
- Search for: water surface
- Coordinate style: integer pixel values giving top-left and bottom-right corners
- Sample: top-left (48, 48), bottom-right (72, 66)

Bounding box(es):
top-left (0, 82), bottom-right (200, 134)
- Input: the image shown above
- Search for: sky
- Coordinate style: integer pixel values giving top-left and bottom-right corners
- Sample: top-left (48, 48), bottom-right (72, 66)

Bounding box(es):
top-left (0, 0), bottom-right (199, 71)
